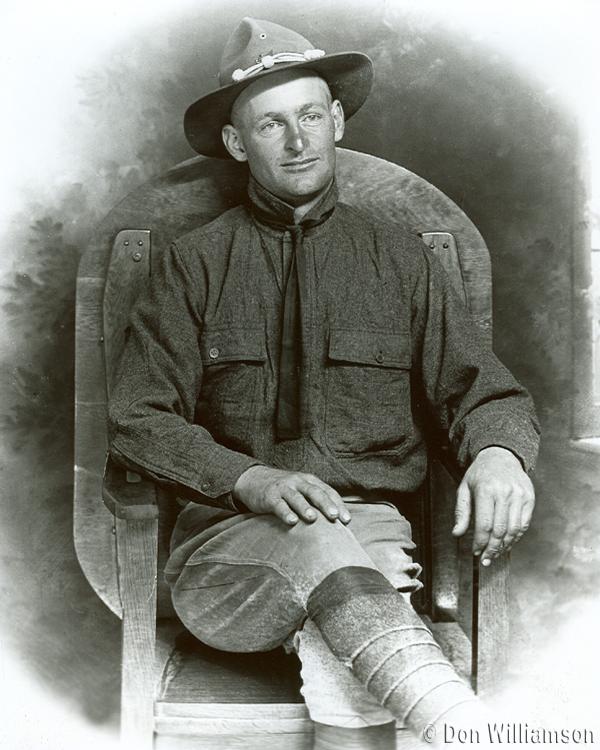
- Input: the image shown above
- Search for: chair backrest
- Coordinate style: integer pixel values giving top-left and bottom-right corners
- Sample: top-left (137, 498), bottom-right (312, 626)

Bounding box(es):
top-left (74, 148), bottom-right (491, 618)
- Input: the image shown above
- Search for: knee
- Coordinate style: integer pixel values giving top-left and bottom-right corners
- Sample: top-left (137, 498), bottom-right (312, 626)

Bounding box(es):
top-left (283, 514), bottom-right (377, 575)
top-left (170, 559), bottom-right (305, 652)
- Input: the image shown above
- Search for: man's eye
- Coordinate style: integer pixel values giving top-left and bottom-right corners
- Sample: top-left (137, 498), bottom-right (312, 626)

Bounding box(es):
top-left (302, 113), bottom-right (322, 123)
top-left (260, 121), bottom-right (281, 133)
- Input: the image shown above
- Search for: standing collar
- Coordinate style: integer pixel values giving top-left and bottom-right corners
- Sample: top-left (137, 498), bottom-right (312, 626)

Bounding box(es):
top-left (247, 174), bottom-right (338, 230)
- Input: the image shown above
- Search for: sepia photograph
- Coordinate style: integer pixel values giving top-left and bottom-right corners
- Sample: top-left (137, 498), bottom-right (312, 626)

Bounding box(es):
top-left (1, 1), bottom-right (599, 748)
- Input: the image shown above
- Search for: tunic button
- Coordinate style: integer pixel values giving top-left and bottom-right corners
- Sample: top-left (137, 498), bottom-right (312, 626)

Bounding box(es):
top-left (375, 351), bottom-right (385, 364)
top-left (209, 347), bottom-right (220, 359)
top-left (201, 482), bottom-right (210, 491)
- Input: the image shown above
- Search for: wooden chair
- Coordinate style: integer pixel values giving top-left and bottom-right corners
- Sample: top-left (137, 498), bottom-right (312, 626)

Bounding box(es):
top-left (74, 148), bottom-right (508, 749)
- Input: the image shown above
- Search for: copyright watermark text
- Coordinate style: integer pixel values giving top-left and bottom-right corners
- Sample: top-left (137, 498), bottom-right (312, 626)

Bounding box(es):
top-left (422, 722), bottom-right (595, 744)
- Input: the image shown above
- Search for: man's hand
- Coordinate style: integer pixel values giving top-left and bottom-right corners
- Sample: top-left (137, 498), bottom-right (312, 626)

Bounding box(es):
top-left (452, 446), bottom-right (535, 565)
top-left (232, 465), bottom-right (351, 526)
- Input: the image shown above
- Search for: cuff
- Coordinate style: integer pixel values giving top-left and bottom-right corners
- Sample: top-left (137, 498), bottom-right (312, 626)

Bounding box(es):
top-left (110, 435), bottom-right (264, 509)
top-left (464, 427), bottom-right (539, 474)
top-left (192, 447), bottom-right (264, 500)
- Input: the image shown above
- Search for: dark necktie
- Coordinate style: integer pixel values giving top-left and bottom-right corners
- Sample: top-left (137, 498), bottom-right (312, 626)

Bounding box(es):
top-left (247, 177), bottom-right (337, 440)
top-left (276, 222), bottom-right (307, 439)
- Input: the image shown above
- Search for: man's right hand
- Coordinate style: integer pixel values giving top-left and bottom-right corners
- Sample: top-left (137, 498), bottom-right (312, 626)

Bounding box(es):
top-left (232, 466), bottom-right (351, 526)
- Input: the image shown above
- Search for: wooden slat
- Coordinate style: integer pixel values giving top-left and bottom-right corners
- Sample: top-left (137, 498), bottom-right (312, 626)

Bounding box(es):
top-left (73, 270), bottom-right (122, 614)
top-left (421, 232), bottom-right (467, 305)
top-left (154, 729), bottom-right (424, 750)
top-left (103, 229), bottom-right (151, 395)
top-left (155, 715), bottom-right (311, 736)
top-left (428, 460), bottom-right (460, 620)
top-left (156, 618), bottom-right (470, 721)
top-left (158, 639), bottom-right (303, 705)
top-left (426, 619), bottom-right (472, 683)
top-left (456, 528), bottom-right (475, 647)
top-left (156, 703), bottom-right (307, 720)
top-left (336, 150), bottom-right (492, 343)
top-left (117, 516), bottom-right (159, 748)
top-left (73, 466), bottom-right (121, 615)
top-left (155, 732), bottom-right (313, 750)
top-left (74, 401), bottom-right (108, 472)
top-left (75, 277), bottom-right (106, 402)
top-left (473, 554), bottom-right (509, 696)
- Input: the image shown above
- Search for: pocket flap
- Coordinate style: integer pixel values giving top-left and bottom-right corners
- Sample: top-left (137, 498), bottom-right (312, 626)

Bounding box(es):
top-left (328, 329), bottom-right (411, 369)
top-left (200, 328), bottom-right (266, 365)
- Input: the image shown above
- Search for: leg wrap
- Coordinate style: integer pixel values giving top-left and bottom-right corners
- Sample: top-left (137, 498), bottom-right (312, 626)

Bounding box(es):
top-left (295, 618), bottom-right (395, 728)
top-left (307, 568), bottom-right (478, 735)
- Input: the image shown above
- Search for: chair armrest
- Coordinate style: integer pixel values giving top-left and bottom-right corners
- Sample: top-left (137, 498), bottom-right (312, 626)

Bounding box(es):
top-left (103, 455), bottom-right (159, 521)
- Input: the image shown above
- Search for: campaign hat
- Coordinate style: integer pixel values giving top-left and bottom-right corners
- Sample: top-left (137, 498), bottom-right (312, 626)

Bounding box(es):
top-left (184, 17), bottom-right (373, 158)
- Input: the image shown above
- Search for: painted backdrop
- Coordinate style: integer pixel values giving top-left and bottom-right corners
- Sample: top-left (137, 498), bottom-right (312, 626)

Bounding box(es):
top-left (1, 0), bottom-right (599, 741)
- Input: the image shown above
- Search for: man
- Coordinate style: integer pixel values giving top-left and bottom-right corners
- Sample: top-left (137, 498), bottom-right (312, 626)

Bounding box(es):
top-left (108, 17), bottom-right (539, 750)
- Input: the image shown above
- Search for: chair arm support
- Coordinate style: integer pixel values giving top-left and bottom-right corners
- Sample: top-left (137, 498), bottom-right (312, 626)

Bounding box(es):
top-left (473, 554), bottom-right (509, 696)
top-left (428, 450), bottom-right (510, 696)
top-left (433, 444), bottom-right (464, 484)
top-left (103, 455), bottom-right (159, 521)
top-left (116, 513), bottom-right (159, 746)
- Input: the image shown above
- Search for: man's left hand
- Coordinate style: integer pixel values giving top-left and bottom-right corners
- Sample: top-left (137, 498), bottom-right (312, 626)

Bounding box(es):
top-left (452, 446), bottom-right (535, 565)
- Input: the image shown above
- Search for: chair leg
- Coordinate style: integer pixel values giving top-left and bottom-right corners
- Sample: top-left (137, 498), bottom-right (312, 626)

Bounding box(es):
top-left (116, 516), bottom-right (159, 748)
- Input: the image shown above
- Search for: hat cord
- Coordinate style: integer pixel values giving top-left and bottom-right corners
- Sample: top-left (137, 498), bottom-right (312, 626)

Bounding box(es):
top-left (231, 49), bottom-right (326, 82)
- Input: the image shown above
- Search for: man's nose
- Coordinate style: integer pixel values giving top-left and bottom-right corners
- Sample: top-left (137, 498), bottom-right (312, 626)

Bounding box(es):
top-left (285, 122), bottom-right (307, 154)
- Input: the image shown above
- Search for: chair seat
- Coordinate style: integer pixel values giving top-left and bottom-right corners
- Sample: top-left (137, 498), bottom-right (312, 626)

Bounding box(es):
top-left (153, 620), bottom-right (471, 749)
top-left (155, 628), bottom-right (309, 749)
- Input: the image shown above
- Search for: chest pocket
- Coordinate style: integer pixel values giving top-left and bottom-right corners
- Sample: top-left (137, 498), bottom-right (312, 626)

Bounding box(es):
top-left (325, 329), bottom-right (413, 454)
top-left (196, 328), bottom-right (266, 451)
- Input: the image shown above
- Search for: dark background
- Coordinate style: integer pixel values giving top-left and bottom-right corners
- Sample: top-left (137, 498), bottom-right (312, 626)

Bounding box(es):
top-left (1, 0), bottom-right (598, 740)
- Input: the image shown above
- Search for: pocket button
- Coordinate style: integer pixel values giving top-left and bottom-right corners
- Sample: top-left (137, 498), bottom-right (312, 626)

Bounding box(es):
top-left (209, 347), bottom-right (220, 360)
top-left (375, 350), bottom-right (385, 364)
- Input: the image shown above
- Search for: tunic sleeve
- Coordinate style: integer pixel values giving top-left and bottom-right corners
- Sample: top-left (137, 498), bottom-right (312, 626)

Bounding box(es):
top-left (107, 241), bottom-right (261, 509)
top-left (410, 245), bottom-right (540, 473)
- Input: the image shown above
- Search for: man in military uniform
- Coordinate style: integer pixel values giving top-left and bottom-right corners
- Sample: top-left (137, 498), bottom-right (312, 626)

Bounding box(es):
top-left (109, 17), bottom-right (539, 750)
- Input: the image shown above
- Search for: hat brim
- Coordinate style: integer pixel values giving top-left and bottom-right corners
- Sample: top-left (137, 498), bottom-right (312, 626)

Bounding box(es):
top-left (184, 52), bottom-right (373, 158)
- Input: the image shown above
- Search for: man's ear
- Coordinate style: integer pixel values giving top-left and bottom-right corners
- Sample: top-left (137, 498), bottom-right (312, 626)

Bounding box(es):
top-left (222, 124), bottom-right (248, 162)
top-left (331, 100), bottom-right (345, 143)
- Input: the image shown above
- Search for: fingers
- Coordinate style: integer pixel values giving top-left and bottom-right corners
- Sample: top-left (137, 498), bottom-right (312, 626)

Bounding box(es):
top-left (268, 496), bottom-right (300, 526)
top-left (298, 476), bottom-right (351, 523)
top-left (281, 487), bottom-right (319, 523)
top-left (502, 492), bottom-right (524, 551)
top-left (513, 488), bottom-right (534, 546)
top-left (476, 486), bottom-right (535, 564)
top-left (263, 472), bottom-right (351, 525)
top-left (472, 489), bottom-right (495, 559)
top-left (479, 495), bottom-right (509, 565)
top-left (452, 481), bottom-right (471, 537)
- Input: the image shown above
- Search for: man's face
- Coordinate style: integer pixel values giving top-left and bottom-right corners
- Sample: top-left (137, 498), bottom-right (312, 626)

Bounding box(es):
top-left (222, 71), bottom-right (345, 206)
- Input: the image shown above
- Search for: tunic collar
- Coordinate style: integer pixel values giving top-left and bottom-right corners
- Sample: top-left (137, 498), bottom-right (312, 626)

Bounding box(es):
top-left (247, 173), bottom-right (338, 230)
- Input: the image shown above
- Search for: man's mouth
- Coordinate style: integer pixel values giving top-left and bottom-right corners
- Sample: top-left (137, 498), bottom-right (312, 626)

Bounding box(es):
top-left (280, 157), bottom-right (319, 172)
